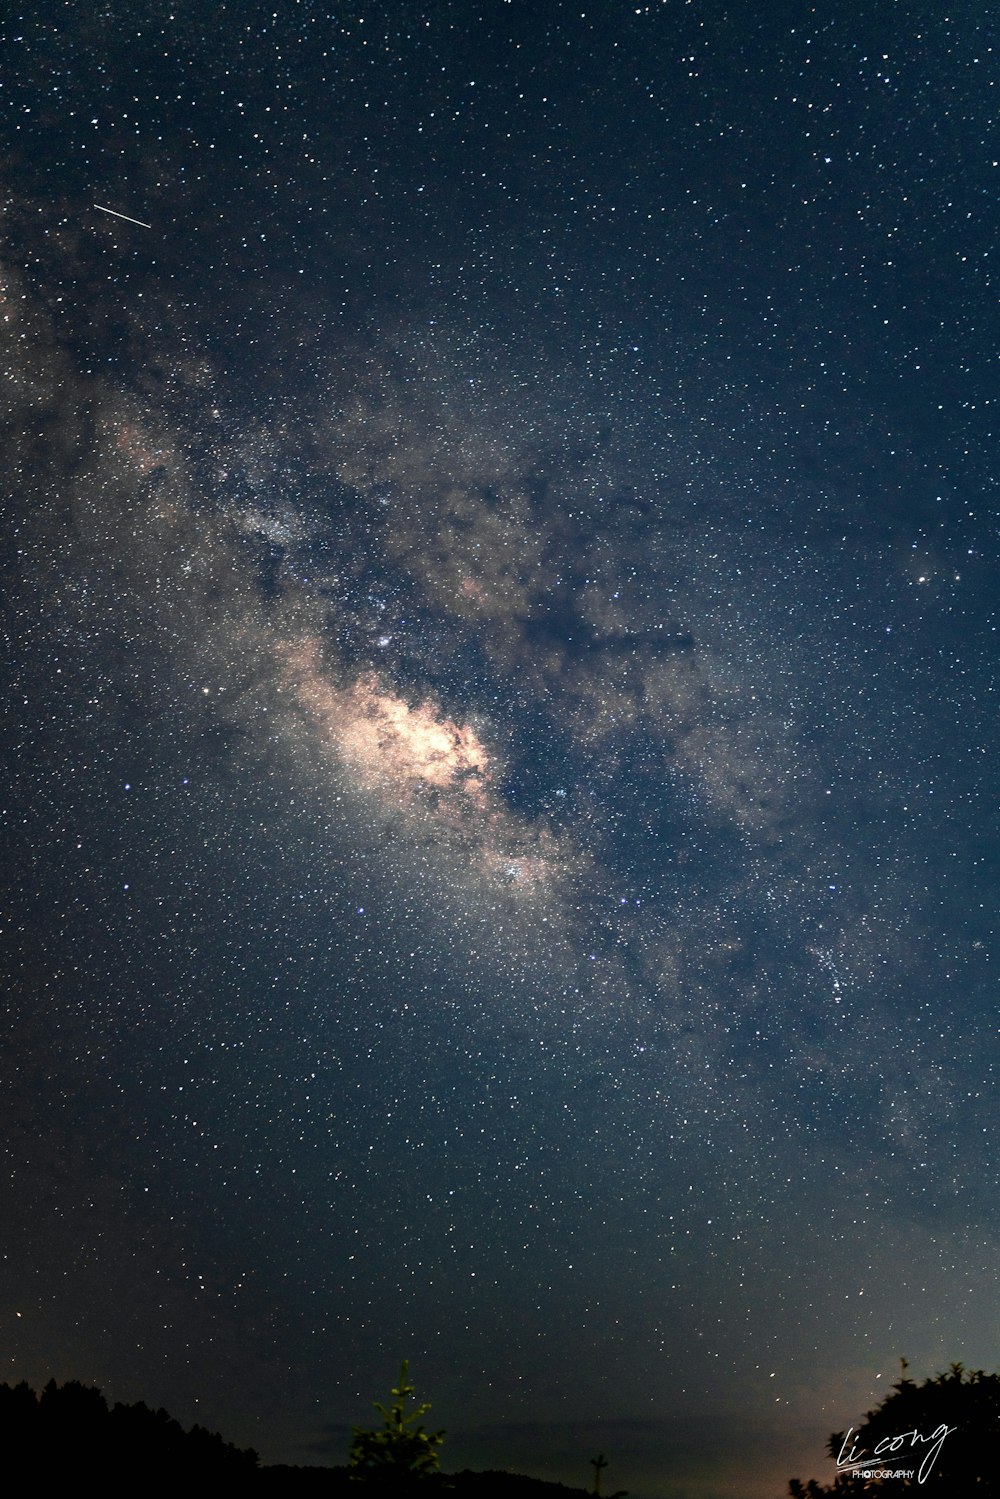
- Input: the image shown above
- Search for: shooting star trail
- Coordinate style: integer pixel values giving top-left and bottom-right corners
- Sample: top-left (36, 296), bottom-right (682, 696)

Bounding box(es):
top-left (94, 204), bottom-right (153, 229)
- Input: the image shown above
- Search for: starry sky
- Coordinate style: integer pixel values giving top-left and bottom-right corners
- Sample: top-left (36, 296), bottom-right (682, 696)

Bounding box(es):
top-left (1, 3), bottom-right (997, 1496)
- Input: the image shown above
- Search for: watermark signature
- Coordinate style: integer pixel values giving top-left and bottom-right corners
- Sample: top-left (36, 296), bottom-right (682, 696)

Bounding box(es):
top-left (836, 1422), bottom-right (956, 1484)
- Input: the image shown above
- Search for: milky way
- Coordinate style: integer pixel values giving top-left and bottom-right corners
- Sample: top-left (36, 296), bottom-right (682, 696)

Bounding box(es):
top-left (2, 7), bottom-right (997, 1497)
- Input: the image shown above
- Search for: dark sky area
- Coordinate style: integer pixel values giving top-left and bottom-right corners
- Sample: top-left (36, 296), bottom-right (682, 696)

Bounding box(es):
top-left (1, 3), bottom-right (997, 1496)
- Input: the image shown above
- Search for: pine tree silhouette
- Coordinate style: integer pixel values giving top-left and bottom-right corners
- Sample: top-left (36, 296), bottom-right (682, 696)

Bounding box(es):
top-left (349, 1361), bottom-right (445, 1491)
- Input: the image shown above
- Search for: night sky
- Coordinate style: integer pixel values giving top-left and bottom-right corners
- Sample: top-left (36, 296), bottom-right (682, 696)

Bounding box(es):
top-left (2, 4), bottom-right (997, 1496)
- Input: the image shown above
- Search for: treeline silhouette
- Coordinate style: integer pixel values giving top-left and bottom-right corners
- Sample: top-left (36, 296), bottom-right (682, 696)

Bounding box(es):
top-left (0, 1378), bottom-right (259, 1482)
top-left (0, 1380), bottom-right (591, 1496)
top-left (787, 1363), bottom-right (1000, 1495)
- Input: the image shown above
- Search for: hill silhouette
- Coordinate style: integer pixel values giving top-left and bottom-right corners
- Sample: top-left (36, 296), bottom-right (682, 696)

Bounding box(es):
top-left (0, 1381), bottom-right (591, 1496)
top-left (261, 1469), bottom-right (593, 1496)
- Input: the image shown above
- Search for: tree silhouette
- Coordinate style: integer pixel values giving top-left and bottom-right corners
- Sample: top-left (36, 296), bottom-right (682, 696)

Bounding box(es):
top-left (0, 1376), bottom-right (604, 1493)
top-left (788, 1362), bottom-right (1000, 1494)
top-left (0, 1378), bottom-right (258, 1482)
top-left (349, 1361), bottom-right (445, 1490)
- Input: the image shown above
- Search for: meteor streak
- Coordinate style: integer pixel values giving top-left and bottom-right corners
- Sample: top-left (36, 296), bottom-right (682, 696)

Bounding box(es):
top-left (94, 203), bottom-right (152, 229)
